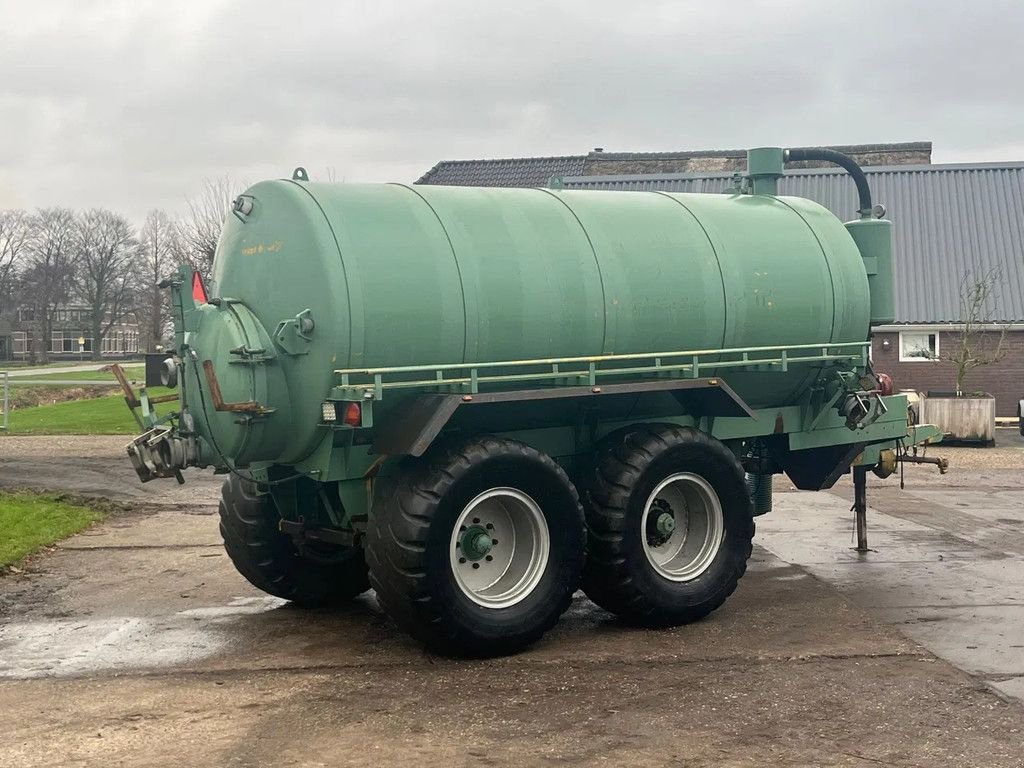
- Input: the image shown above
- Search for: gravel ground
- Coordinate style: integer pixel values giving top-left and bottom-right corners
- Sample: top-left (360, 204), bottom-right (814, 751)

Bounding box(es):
top-left (929, 444), bottom-right (1024, 469)
top-left (0, 435), bottom-right (223, 509)
top-left (0, 435), bottom-right (130, 459)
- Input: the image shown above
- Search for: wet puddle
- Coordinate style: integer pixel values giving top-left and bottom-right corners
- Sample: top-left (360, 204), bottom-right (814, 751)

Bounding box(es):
top-left (0, 596), bottom-right (287, 679)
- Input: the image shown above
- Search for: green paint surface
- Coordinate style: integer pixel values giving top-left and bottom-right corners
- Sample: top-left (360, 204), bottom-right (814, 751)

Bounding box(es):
top-left (190, 181), bottom-right (873, 470)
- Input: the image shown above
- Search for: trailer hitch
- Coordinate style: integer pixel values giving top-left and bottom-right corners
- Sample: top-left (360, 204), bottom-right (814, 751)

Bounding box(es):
top-left (898, 453), bottom-right (949, 474)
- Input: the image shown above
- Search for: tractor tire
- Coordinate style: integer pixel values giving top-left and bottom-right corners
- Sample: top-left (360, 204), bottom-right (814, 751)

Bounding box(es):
top-left (581, 424), bottom-right (754, 626)
top-left (366, 436), bottom-right (585, 657)
top-left (218, 474), bottom-right (370, 607)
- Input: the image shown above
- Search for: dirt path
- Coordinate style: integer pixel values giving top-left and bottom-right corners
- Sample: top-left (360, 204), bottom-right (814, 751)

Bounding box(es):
top-left (0, 435), bottom-right (222, 508)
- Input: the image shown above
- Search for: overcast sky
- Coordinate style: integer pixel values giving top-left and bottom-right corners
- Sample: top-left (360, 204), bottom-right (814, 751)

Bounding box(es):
top-left (2, 0), bottom-right (1022, 222)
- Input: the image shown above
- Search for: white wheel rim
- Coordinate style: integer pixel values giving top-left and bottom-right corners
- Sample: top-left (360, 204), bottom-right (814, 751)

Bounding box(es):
top-left (641, 472), bottom-right (724, 582)
top-left (449, 487), bottom-right (550, 608)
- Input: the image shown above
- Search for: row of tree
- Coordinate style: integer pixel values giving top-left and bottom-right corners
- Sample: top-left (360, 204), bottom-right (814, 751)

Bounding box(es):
top-left (0, 179), bottom-right (234, 362)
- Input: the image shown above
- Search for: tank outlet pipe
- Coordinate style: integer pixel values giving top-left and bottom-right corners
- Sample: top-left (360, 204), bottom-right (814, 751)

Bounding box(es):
top-left (764, 146), bottom-right (895, 326)
top-left (783, 147), bottom-right (873, 218)
top-left (746, 147), bottom-right (785, 195)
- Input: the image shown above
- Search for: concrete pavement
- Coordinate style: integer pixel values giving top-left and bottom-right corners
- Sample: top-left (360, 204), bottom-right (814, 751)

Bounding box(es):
top-left (1, 436), bottom-right (1023, 766)
top-left (2, 511), bottom-right (1021, 766)
top-left (758, 463), bottom-right (1024, 706)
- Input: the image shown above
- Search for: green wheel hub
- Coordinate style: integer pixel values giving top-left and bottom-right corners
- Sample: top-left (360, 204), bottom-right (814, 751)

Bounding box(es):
top-left (460, 525), bottom-right (494, 561)
top-left (655, 512), bottom-right (676, 536)
top-left (449, 487), bottom-right (551, 609)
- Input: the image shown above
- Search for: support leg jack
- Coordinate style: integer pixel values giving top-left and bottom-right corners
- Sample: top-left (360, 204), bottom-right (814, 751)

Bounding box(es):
top-left (852, 465), bottom-right (872, 553)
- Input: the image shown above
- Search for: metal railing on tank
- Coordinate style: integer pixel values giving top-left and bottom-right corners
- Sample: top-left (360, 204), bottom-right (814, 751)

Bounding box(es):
top-left (333, 340), bottom-right (871, 400)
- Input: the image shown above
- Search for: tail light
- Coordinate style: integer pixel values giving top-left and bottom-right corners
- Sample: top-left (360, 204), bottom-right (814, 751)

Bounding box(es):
top-left (877, 372), bottom-right (894, 396)
top-left (192, 271), bottom-right (208, 304)
top-left (343, 402), bottom-right (362, 427)
top-left (321, 401), bottom-right (363, 427)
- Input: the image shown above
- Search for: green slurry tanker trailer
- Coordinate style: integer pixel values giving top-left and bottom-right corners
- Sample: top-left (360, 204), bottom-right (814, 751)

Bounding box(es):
top-left (118, 147), bottom-right (942, 657)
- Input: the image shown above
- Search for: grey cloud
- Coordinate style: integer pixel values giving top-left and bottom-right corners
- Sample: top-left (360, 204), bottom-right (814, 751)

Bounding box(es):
top-left (1, 0), bottom-right (1022, 220)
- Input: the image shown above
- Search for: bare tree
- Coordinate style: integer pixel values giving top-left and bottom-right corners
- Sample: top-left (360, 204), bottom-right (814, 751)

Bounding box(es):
top-left (0, 209), bottom-right (33, 315)
top-left (938, 268), bottom-right (1009, 395)
top-left (137, 209), bottom-right (181, 351)
top-left (22, 208), bottom-right (77, 363)
top-left (73, 209), bottom-right (140, 361)
top-left (176, 176), bottom-right (237, 278)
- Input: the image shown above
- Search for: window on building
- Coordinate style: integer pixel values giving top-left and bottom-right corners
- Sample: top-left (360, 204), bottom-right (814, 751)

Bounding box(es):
top-left (899, 331), bottom-right (939, 362)
top-left (13, 332), bottom-right (27, 355)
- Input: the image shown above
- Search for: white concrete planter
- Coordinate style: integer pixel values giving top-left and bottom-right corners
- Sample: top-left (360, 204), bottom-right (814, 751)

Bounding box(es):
top-left (920, 393), bottom-right (996, 445)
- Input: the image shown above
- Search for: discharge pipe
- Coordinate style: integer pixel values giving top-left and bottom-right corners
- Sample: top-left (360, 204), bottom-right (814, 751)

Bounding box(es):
top-left (746, 146), bottom-right (894, 324)
top-left (789, 148), bottom-right (899, 324)
top-left (784, 147), bottom-right (873, 218)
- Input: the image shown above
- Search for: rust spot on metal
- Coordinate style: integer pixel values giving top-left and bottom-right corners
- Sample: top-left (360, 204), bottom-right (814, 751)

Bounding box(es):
top-left (110, 363), bottom-right (141, 408)
top-left (202, 360), bottom-right (268, 414)
top-left (773, 412), bottom-right (785, 434)
top-left (363, 455), bottom-right (388, 500)
top-left (110, 363), bottom-right (179, 406)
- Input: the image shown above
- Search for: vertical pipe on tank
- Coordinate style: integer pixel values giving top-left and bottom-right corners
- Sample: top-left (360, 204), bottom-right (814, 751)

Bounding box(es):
top-left (775, 146), bottom-right (895, 327)
top-left (846, 218), bottom-right (895, 326)
top-left (746, 147), bottom-right (785, 196)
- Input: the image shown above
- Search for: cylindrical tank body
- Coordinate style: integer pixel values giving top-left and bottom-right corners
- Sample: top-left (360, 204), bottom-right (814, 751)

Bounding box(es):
top-left (209, 182), bottom-right (871, 463)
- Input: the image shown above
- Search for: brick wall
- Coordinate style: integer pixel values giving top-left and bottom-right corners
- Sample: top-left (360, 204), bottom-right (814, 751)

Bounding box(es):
top-left (871, 330), bottom-right (1024, 417)
top-left (584, 155), bottom-right (745, 176)
top-left (583, 145), bottom-right (932, 177)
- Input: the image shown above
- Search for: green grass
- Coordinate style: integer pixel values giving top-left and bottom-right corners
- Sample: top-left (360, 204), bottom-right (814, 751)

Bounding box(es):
top-left (4, 390), bottom-right (173, 435)
top-left (0, 492), bottom-right (104, 567)
top-left (15, 366), bottom-right (144, 383)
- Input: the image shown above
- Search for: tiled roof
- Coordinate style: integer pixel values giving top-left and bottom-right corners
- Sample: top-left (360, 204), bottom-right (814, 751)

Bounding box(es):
top-left (562, 162), bottom-right (1024, 324)
top-left (416, 155), bottom-right (586, 187)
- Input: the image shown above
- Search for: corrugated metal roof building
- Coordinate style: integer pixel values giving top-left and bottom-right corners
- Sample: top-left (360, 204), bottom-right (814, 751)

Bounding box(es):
top-left (560, 163), bottom-right (1024, 324)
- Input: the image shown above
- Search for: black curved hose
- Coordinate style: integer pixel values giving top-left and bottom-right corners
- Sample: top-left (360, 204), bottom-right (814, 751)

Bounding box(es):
top-left (785, 147), bottom-right (872, 215)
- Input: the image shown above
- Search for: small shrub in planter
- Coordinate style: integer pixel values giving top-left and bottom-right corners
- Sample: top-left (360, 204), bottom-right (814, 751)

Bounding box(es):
top-left (921, 269), bottom-right (1008, 446)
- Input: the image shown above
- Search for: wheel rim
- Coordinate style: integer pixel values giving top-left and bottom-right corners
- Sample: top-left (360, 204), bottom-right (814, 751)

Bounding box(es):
top-left (641, 472), bottom-right (724, 582)
top-left (450, 487), bottom-right (550, 608)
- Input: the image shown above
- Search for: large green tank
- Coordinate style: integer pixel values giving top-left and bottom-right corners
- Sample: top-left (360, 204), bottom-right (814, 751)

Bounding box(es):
top-left (208, 178), bottom-right (871, 466)
top-left (123, 147), bottom-right (929, 658)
